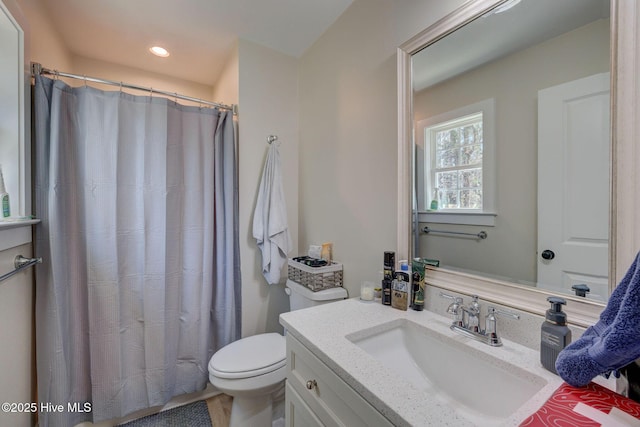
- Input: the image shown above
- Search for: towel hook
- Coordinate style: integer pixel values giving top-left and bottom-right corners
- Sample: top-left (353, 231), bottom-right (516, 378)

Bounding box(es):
top-left (267, 135), bottom-right (278, 145)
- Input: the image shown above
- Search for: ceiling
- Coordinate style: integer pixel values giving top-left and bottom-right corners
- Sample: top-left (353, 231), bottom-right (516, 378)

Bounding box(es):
top-left (413, 0), bottom-right (610, 91)
top-left (38, 0), bottom-right (354, 86)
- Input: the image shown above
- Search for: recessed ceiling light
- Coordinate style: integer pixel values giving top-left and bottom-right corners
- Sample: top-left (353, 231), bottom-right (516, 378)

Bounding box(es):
top-left (149, 46), bottom-right (170, 58)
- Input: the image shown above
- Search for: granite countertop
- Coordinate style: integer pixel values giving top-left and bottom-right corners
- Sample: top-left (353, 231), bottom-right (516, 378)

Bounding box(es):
top-left (280, 297), bottom-right (567, 427)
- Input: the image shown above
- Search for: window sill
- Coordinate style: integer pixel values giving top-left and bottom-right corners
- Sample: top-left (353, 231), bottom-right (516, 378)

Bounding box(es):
top-left (0, 218), bottom-right (40, 252)
top-left (0, 218), bottom-right (40, 229)
top-left (417, 211), bottom-right (496, 226)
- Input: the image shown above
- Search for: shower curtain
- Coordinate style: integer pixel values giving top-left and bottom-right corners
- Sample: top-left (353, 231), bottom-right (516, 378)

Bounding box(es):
top-left (33, 75), bottom-right (241, 427)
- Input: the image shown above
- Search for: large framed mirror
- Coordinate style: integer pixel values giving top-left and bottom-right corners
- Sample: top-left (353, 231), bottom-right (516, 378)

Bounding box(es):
top-left (398, 0), bottom-right (640, 326)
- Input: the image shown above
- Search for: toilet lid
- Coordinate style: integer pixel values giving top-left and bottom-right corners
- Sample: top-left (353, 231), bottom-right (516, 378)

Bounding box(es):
top-left (209, 333), bottom-right (286, 379)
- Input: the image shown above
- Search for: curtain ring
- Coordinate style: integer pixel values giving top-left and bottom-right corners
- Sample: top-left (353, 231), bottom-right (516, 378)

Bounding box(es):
top-left (150, 87), bottom-right (153, 98)
top-left (119, 82), bottom-right (123, 93)
top-left (174, 92), bottom-right (178, 104)
top-left (54, 70), bottom-right (59, 80)
top-left (83, 75), bottom-right (87, 87)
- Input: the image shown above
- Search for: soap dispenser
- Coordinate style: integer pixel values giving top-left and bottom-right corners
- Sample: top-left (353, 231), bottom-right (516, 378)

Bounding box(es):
top-left (540, 297), bottom-right (572, 374)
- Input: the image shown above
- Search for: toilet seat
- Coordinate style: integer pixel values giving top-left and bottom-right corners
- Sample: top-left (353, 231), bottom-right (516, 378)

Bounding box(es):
top-left (209, 333), bottom-right (286, 379)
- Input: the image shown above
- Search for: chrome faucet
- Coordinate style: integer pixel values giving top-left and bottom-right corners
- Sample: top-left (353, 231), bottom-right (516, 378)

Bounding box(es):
top-left (461, 295), bottom-right (481, 332)
top-left (440, 293), bottom-right (520, 347)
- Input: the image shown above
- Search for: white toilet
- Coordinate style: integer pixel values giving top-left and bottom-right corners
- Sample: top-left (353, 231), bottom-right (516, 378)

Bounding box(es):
top-left (208, 280), bottom-right (348, 427)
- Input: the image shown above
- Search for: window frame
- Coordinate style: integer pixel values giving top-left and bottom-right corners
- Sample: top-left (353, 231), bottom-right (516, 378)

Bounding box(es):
top-left (416, 98), bottom-right (496, 225)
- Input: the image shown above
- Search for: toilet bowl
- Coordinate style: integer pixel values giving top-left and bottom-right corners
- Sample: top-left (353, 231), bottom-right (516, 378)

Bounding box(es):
top-left (209, 333), bottom-right (286, 427)
top-left (208, 279), bottom-right (347, 426)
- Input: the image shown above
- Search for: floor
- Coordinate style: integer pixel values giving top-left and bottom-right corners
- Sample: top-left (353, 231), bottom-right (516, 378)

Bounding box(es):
top-left (205, 393), bottom-right (285, 427)
top-left (205, 394), bottom-right (233, 426)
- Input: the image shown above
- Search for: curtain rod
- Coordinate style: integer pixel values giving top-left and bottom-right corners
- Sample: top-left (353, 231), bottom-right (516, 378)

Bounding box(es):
top-left (31, 62), bottom-right (237, 115)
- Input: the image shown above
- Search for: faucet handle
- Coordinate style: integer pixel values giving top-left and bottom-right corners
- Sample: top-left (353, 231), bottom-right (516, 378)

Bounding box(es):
top-left (489, 307), bottom-right (520, 320)
top-left (440, 292), bottom-right (459, 302)
top-left (440, 292), bottom-right (464, 307)
top-left (446, 298), bottom-right (463, 312)
top-left (485, 307), bottom-right (520, 346)
top-left (439, 292), bottom-right (463, 308)
top-left (440, 293), bottom-right (463, 325)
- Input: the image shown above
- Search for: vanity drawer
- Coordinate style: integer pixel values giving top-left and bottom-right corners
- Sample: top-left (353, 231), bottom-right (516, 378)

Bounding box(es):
top-left (286, 334), bottom-right (393, 427)
top-left (285, 382), bottom-right (324, 427)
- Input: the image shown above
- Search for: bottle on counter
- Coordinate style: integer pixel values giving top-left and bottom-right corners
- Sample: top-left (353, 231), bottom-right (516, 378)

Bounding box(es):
top-left (382, 251), bottom-right (395, 306)
top-left (541, 297), bottom-right (572, 374)
top-left (381, 279), bottom-right (392, 305)
top-left (391, 270), bottom-right (410, 311)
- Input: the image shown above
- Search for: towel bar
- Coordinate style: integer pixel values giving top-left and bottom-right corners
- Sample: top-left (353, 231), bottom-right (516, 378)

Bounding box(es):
top-left (422, 226), bottom-right (487, 240)
top-left (0, 255), bottom-right (42, 283)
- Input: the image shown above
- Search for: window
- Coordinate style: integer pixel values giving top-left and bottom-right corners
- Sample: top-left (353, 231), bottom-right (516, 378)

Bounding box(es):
top-left (416, 99), bottom-right (495, 225)
top-left (428, 113), bottom-right (483, 209)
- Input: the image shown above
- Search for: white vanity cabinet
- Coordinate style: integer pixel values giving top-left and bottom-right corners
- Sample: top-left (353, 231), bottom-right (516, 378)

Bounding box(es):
top-left (285, 333), bottom-right (393, 427)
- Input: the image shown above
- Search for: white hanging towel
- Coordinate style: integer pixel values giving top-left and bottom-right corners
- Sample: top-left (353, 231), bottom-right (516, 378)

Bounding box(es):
top-left (253, 143), bottom-right (292, 284)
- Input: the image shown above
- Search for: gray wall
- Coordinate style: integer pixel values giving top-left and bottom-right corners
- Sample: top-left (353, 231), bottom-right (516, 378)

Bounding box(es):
top-left (298, 0), bottom-right (467, 297)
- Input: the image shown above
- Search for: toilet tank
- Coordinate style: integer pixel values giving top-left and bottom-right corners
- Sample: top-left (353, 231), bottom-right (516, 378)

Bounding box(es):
top-left (286, 280), bottom-right (348, 311)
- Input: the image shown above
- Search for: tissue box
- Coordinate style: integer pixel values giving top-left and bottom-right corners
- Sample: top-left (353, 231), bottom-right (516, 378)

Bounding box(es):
top-left (519, 382), bottom-right (640, 426)
top-left (288, 259), bottom-right (343, 291)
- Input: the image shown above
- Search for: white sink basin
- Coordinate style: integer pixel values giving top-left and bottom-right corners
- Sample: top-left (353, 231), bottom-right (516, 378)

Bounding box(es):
top-left (347, 318), bottom-right (547, 425)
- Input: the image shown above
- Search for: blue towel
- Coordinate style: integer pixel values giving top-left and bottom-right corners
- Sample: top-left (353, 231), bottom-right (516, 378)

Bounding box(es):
top-left (555, 251), bottom-right (640, 387)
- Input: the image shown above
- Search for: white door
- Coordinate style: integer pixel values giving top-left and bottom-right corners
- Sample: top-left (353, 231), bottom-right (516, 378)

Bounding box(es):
top-left (537, 72), bottom-right (610, 301)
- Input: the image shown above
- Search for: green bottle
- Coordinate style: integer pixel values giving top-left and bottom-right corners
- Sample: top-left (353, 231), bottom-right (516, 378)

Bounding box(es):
top-left (0, 164), bottom-right (10, 218)
top-left (429, 189), bottom-right (438, 210)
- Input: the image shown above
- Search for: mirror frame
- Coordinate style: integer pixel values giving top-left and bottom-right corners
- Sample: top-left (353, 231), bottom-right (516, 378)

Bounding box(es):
top-left (398, 0), bottom-right (640, 327)
top-left (0, 0), bottom-right (30, 218)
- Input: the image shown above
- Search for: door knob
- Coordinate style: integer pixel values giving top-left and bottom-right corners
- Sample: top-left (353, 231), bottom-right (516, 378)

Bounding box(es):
top-left (306, 379), bottom-right (317, 390)
top-left (541, 250), bottom-right (555, 260)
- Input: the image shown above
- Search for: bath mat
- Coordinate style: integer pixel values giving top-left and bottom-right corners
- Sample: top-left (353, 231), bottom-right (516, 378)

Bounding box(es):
top-left (117, 400), bottom-right (213, 427)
